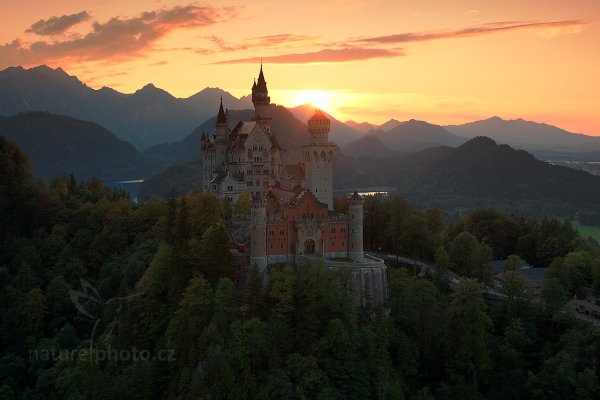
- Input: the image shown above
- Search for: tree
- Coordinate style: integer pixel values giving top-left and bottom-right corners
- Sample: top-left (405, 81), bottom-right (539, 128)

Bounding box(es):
top-left (446, 279), bottom-right (492, 399)
top-left (541, 277), bottom-right (567, 317)
top-left (502, 271), bottom-right (533, 320)
top-left (234, 191), bottom-right (252, 219)
top-left (433, 246), bottom-right (451, 291)
top-left (473, 243), bottom-right (493, 285)
top-left (400, 214), bottom-right (435, 267)
top-left (449, 232), bottom-right (479, 277)
top-left (165, 187), bottom-right (177, 244)
top-left (165, 274), bottom-right (214, 395)
top-left (243, 265), bottom-right (264, 318)
top-left (268, 264), bottom-right (296, 322)
top-left (176, 195), bottom-right (191, 243)
top-left (199, 221), bottom-right (231, 285)
top-left (504, 254), bottom-right (522, 272)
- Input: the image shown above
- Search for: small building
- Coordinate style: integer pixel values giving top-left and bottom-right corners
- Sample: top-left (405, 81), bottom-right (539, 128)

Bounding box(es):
top-left (491, 259), bottom-right (546, 295)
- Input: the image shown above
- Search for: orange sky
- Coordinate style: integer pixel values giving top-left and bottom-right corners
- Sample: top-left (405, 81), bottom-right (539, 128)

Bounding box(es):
top-left (1, 0), bottom-right (600, 134)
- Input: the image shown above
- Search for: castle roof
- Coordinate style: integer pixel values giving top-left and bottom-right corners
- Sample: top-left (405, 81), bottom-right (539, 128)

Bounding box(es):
top-left (309, 108), bottom-right (328, 122)
top-left (216, 97), bottom-right (227, 124)
top-left (232, 121), bottom-right (256, 136)
top-left (255, 64), bottom-right (268, 93)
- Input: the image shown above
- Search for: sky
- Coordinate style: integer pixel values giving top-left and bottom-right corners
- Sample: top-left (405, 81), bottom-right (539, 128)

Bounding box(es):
top-left (1, 0), bottom-right (600, 134)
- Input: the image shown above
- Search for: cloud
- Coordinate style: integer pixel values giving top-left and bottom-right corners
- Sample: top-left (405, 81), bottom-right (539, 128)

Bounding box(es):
top-left (215, 47), bottom-right (402, 64)
top-left (1, 4), bottom-right (239, 67)
top-left (250, 33), bottom-right (318, 46)
top-left (208, 33), bottom-right (317, 52)
top-left (355, 20), bottom-right (589, 44)
top-left (27, 11), bottom-right (91, 36)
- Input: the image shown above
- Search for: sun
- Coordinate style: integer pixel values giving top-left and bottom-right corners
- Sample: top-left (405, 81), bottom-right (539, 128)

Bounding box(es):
top-left (293, 90), bottom-right (331, 111)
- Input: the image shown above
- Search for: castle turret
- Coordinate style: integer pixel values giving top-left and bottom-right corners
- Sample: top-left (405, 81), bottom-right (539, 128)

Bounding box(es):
top-left (303, 108), bottom-right (337, 210)
top-left (214, 97), bottom-right (228, 168)
top-left (250, 194), bottom-right (268, 271)
top-left (251, 63), bottom-right (272, 136)
top-left (348, 191), bottom-right (364, 262)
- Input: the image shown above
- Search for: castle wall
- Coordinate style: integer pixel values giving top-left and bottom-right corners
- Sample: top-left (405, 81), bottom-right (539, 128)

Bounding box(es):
top-left (303, 147), bottom-right (335, 210)
top-left (322, 220), bottom-right (350, 255)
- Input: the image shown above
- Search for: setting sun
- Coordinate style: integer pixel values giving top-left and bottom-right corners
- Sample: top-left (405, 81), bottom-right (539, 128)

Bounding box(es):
top-left (293, 90), bottom-right (331, 111)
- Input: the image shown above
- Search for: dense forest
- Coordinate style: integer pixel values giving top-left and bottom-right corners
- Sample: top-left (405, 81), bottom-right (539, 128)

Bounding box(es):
top-left (2, 136), bottom-right (600, 399)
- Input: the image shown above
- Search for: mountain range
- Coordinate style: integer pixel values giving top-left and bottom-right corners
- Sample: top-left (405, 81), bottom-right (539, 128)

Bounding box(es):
top-left (334, 136), bottom-right (600, 216)
top-left (0, 65), bottom-right (250, 148)
top-left (344, 119), bottom-right (466, 157)
top-left (2, 65), bottom-right (600, 161)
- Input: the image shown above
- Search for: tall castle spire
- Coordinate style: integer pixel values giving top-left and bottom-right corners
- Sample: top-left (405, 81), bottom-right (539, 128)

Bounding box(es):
top-left (251, 63), bottom-right (272, 135)
top-left (216, 96), bottom-right (227, 125)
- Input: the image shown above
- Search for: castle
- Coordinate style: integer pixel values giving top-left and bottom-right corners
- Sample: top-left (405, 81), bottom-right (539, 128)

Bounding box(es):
top-left (202, 65), bottom-right (388, 306)
top-left (201, 65), bottom-right (365, 270)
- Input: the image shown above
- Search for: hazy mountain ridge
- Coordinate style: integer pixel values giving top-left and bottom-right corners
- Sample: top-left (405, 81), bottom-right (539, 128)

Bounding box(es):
top-left (182, 87), bottom-right (253, 113)
top-left (0, 112), bottom-right (161, 182)
top-left (0, 65), bottom-right (249, 148)
top-left (446, 116), bottom-right (600, 152)
top-left (335, 136), bottom-right (600, 215)
top-left (344, 119), bottom-right (466, 156)
top-left (343, 134), bottom-right (398, 158)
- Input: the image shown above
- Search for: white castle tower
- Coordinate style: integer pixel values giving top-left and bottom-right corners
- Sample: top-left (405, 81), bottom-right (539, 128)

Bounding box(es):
top-left (250, 194), bottom-right (268, 271)
top-left (348, 191), bottom-right (364, 262)
top-left (303, 109), bottom-right (337, 210)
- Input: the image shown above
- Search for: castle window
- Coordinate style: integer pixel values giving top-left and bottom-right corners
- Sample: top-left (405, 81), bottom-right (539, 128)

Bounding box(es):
top-left (331, 242), bottom-right (335, 247)
top-left (281, 243), bottom-right (284, 249)
top-left (227, 185), bottom-right (233, 191)
top-left (271, 243), bottom-right (273, 249)
top-left (342, 241), bottom-right (344, 246)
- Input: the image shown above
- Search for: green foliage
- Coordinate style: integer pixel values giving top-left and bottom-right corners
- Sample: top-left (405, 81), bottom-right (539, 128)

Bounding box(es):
top-left (2, 139), bottom-right (600, 399)
top-left (446, 279), bottom-right (492, 398)
top-left (234, 190), bottom-right (252, 218)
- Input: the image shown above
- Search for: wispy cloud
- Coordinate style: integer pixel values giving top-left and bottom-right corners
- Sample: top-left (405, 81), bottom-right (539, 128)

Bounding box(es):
top-left (27, 11), bottom-right (91, 36)
top-left (354, 20), bottom-right (589, 44)
top-left (208, 33), bottom-right (317, 52)
top-left (215, 47), bottom-right (402, 64)
top-left (0, 4), bottom-right (239, 68)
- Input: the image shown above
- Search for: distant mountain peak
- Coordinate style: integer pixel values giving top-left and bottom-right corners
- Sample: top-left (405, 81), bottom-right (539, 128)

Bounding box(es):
top-left (31, 65), bottom-right (53, 72)
top-left (461, 136), bottom-right (498, 147)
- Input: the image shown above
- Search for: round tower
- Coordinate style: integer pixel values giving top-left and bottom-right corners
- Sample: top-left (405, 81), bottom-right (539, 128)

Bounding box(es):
top-left (348, 191), bottom-right (364, 262)
top-left (250, 194), bottom-right (268, 271)
top-left (251, 63), bottom-right (273, 135)
top-left (308, 109), bottom-right (330, 145)
top-left (303, 108), bottom-right (337, 210)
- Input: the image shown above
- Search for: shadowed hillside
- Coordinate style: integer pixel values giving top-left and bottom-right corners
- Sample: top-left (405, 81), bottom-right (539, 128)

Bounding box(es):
top-left (0, 112), bottom-right (160, 182)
